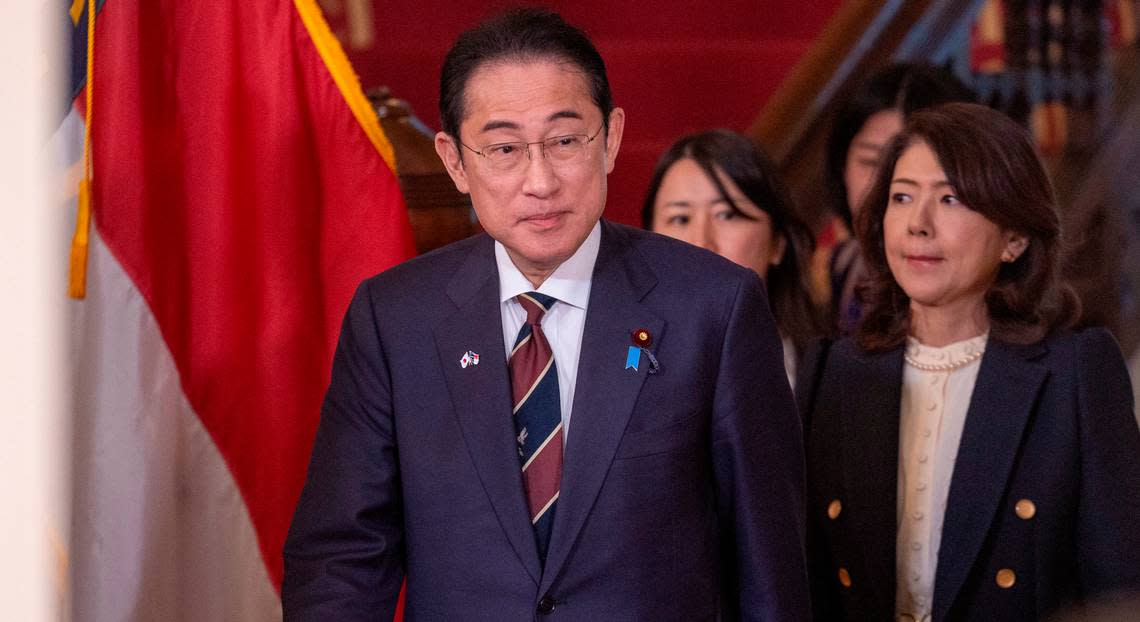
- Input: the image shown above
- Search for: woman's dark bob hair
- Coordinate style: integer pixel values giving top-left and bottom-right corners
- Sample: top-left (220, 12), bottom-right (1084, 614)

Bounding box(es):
top-left (854, 102), bottom-right (1078, 351)
top-left (642, 129), bottom-right (825, 346)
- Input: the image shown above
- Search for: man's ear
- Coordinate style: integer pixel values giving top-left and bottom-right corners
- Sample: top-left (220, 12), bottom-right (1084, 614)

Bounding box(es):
top-left (603, 107), bottom-right (625, 175)
top-left (434, 131), bottom-right (470, 194)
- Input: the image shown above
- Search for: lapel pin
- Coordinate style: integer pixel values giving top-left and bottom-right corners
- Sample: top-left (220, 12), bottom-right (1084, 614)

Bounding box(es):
top-left (459, 350), bottom-right (480, 368)
top-left (625, 346), bottom-right (641, 371)
top-left (626, 328), bottom-right (660, 375)
top-left (632, 328), bottom-right (653, 348)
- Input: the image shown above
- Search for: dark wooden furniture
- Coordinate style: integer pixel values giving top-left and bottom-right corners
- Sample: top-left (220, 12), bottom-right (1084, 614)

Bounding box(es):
top-left (369, 87), bottom-right (477, 255)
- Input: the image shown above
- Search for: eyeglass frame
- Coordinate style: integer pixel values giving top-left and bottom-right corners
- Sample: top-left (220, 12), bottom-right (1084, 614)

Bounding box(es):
top-left (456, 124), bottom-right (606, 171)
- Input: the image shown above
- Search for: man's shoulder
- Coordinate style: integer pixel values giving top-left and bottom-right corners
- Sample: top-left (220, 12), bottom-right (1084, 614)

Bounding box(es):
top-left (364, 233), bottom-right (490, 289)
top-left (355, 221), bottom-right (757, 304)
top-left (358, 233), bottom-right (492, 303)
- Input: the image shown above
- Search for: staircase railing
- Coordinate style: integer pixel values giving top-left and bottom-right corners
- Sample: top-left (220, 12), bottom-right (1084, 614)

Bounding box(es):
top-left (747, 0), bottom-right (986, 230)
top-left (749, 0), bottom-right (1140, 351)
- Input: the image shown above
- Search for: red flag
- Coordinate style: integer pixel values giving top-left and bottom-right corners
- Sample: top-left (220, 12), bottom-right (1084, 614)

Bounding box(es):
top-left (69, 0), bottom-right (414, 617)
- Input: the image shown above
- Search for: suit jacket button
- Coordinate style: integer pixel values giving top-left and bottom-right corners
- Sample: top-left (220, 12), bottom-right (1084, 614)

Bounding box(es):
top-left (537, 596), bottom-right (556, 614)
top-left (827, 499), bottom-right (843, 520)
top-left (837, 567), bottom-right (852, 588)
top-left (1015, 499), bottom-right (1036, 519)
top-left (996, 568), bottom-right (1016, 589)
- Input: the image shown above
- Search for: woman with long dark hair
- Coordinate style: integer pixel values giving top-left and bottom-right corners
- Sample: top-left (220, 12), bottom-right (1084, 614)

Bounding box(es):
top-left (643, 129), bottom-right (823, 389)
top-left (804, 103), bottom-right (1140, 621)
top-left (824, 63), bottom-right (974, 335)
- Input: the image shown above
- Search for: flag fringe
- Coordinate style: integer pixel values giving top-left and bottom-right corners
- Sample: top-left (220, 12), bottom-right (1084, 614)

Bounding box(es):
top-left (69, 0), bottom-right (95, 299)
top-left (293, 0), bottom-right (399, 174)
top-left (68, 179), bottom-right (92, 298)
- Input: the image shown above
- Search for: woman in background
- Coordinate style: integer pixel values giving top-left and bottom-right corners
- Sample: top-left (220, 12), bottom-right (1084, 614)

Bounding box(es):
top-left (805, 103), bottom-right (1140, 621)
top-left (825, 63), bottom-right (974, 335)
top-left (643, 129), bottom-right (823, 390)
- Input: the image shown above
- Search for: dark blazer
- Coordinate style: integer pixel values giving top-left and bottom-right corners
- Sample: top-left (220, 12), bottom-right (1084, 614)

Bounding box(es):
top-left (283, 221), bottom-right (810, 621)
top-left (804, 329), bottom-right (1140, 621)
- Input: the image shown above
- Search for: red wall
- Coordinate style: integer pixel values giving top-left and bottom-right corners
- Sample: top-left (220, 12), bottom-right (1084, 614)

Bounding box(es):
top-left (338, 1), bottom-right (842, 225)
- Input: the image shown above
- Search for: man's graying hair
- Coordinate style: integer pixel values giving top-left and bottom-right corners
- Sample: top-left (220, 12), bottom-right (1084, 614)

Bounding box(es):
top-left (439, 8), bottom-right (614, 141)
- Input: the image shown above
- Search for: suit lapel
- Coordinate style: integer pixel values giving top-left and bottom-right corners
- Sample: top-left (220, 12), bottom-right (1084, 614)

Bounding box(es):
top-left (540, 222), bottom-right (662, 593)
top-left (840, 345), bottom-right (903, 614)
top-left (932, 338), bottom-right (1047, 621)
top-left (434, 235), bottom-right (542, 585)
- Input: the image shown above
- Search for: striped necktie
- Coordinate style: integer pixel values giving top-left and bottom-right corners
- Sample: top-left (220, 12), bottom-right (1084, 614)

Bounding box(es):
top-left (509, 291), bottom-right (562, 562)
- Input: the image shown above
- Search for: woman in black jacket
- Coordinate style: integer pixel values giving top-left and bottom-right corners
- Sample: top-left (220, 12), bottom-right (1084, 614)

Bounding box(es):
top-left (804, 102), bottom-right (1140, 621)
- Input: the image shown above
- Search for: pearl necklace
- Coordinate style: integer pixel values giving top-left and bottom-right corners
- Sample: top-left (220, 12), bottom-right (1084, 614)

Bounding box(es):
top-left (904, 347), bottom-right (984, 372)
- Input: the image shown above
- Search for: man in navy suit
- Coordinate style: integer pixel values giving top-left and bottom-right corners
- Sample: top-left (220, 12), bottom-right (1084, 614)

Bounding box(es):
top-left (282, 9), bottom-right (809, 621)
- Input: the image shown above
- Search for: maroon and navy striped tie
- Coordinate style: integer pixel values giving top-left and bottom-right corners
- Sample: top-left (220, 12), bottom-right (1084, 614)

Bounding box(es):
top-left (509, 292), bottom-right (562, 562)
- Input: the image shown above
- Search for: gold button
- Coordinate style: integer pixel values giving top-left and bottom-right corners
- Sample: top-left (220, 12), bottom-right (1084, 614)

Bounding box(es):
top-left (827, 499), bottom-right (842, 520)
top-left (996, 568), bottom-right (1016, 589)
top-left (1015, 499), bottom-right (1036, 520)
top-left (838, 567), bottom-right (852, 588)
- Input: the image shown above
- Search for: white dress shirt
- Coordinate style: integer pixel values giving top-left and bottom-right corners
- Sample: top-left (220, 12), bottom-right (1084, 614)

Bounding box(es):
top-left (495, 222), bottom-right (600, 442)
top-left (895, 333), bottom-right (987, 622)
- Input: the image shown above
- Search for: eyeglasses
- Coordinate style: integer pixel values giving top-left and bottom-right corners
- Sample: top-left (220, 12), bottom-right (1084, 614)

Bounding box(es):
top-left (458, 125), bottom-right (605, 173)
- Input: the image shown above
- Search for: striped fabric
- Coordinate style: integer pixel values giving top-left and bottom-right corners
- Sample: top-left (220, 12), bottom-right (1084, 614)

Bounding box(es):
top-left (509, 292), bottom-right (563, 561)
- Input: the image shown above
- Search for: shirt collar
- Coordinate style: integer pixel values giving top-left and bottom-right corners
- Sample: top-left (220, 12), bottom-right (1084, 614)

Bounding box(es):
top-left (495, 221), bottom-right (600, 310)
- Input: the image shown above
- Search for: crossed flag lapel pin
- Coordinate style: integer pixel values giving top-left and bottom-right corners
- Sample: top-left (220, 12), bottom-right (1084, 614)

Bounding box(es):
top-left (459, 350), bottom-right (480, 368)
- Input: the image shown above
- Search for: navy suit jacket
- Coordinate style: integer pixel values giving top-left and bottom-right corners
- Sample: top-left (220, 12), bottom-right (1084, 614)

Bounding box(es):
top-left (804, 329), bottom-right (1140, 621)
top-left (283, 221), bottom-right (810, 621)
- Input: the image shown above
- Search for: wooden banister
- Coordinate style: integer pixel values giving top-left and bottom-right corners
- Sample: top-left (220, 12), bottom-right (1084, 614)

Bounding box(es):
top-left (748, 0), bottom-right (922, 164)
top-left (746, 0), bottom-right (983, 230)
top-left (369, 87), bottom-right (476, 255)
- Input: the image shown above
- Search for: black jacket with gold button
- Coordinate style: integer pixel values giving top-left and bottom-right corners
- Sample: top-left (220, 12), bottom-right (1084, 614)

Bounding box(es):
top-left (801, 328), bottom-right (1140, 621)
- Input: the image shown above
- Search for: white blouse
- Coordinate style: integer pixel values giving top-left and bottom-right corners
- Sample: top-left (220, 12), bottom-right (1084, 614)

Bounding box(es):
top-left (782, 335), bottom-right (797, 393)
top-left (895, 333), bottom-right (988, 622)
